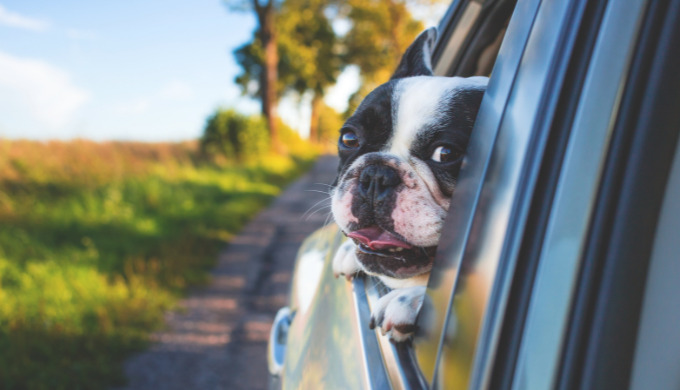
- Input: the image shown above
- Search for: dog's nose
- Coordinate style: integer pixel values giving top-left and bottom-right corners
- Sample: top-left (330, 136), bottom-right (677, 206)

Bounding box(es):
top-left (358, 165), bottom-right (401, 203)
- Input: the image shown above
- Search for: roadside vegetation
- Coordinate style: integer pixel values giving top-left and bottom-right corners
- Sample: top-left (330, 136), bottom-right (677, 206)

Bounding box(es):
top-left (0, 120), bottom-right (318, 389)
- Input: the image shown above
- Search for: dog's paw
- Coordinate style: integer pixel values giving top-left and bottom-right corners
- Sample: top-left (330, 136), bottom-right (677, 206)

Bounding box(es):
top-left (332, 240), bottom-right (362, 280)
top-left (369, 286), bottom-right (426, 342)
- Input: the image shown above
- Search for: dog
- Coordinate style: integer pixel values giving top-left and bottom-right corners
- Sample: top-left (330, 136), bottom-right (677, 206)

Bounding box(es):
top-left (330, 27), bottom-right (487, 341)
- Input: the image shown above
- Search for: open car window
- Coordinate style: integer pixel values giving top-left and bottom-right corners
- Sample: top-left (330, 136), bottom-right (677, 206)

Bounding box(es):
top-left (357, 0), bottom-right (520, 388)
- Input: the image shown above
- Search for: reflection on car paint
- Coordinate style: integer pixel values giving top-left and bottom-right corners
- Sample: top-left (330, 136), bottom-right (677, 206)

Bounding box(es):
top-left (282, 225), bottom-right (387, 389)
top-left (295, 249), bottom-right (325, 314)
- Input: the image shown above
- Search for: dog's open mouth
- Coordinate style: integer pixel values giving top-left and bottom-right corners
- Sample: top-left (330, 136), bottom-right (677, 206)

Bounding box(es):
top-left (347, 226), bottom-right (436, 278)
top-left (348, 226), bottom-right (412, 252)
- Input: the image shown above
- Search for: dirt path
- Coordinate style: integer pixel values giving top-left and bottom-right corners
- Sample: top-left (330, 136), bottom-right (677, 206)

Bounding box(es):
top-left (117, 155), bottom-right (339, 390)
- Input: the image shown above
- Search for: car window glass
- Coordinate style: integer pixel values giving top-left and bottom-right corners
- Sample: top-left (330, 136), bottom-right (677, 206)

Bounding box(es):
top-left (433, 2), bottom-right (484, 76)
top-left (630, 137), bottom-right (680, 390)
top-left (389, 0), bottom-right (522, 386)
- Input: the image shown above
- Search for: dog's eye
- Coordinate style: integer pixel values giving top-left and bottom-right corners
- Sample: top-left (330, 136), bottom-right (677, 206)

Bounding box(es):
top-left (431, 146), bottom-right (456, 162)
top-left (340, 130), bottom-right (360, 149)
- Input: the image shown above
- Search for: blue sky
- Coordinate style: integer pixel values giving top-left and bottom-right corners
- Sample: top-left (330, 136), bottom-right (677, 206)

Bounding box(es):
top-left (0, 1), bottom-right (359, 141)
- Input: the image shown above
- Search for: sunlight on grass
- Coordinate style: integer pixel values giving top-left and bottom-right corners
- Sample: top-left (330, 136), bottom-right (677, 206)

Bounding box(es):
top-left (0, 139), bottom-right (318, 389)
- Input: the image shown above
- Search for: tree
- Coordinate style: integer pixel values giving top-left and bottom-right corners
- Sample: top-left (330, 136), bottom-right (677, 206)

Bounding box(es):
top-left (277, 0), bottom-right (342, 142)
top-left (228, 0), bottom-right (282, 153)
top-left (234, 0), bottom-right (342, 144)
top-left (341, 0), bottom-right (425, 116)
top-left (231, 0), bottom-right (431, 143)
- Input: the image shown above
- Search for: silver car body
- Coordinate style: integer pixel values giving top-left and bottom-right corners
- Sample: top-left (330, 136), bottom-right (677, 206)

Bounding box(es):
top-left (269, 0), bottom-right (680, 388)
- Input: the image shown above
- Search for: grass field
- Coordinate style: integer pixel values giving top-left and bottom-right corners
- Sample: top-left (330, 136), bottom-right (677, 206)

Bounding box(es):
top-left (0, 139), bottom-right (317, 389)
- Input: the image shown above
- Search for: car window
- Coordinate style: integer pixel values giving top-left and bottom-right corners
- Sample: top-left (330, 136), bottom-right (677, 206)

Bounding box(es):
top-left (433, 0), bottom-right (517, 77)
top-left (412, 0), bottom-right (539, 386)
top-left (353, 0), bottom-right (520, 388)
top-left (414, 0), bottom-right (654, 387)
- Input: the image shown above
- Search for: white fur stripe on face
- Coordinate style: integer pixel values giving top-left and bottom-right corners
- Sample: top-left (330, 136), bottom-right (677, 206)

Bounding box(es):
top-left (387, 76), bottom-right (487, 159)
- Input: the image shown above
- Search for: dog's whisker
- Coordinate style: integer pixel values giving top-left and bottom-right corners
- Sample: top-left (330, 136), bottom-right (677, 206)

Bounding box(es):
top-left (366, 283), bottom-right (381, 296)
top-left (304, 189), bottom-right (332, 195)
top-left (373, 278), bottom-right (392, 295)
top-left (322, 209), bottom-right (335, 228)
top-left (302, 202), bottom-right (332, 220)
top-left (303, 197), bottom-right (331, 212)
top-left (304, 205), bottom-right (332, 221)
top-left (301, 197), bottom-right (332, 220)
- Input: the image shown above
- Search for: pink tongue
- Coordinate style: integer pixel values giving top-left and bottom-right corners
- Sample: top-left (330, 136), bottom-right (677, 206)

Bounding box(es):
top-left (347, 226), bottom-right (412, 250)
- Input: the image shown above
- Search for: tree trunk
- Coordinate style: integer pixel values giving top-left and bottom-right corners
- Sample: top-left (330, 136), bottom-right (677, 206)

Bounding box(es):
top-left (256, 1), bottom-right (283, 154)
top-left (309, 92), bottom-right (322, 144)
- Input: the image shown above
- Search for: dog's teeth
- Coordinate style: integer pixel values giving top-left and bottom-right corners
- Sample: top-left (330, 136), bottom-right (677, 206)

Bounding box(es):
top-left (395, 247), bottom-right (404, 252)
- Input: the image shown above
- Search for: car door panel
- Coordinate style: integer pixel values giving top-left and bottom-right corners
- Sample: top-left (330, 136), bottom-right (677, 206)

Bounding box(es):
top-left (281, 225), bottom-right (390, 390)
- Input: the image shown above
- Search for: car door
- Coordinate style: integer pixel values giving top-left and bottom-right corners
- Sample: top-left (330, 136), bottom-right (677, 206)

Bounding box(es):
top-left (417, 0), bottom-right (680, 389)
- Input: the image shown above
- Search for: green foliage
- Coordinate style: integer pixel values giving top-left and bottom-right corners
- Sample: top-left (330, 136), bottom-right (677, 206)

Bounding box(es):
top-left (200, 108), bottom-right (270, 161)
top-left (233, 38), bottom-right (265, 99)
top-left (233, 0), bottom-right (343, 145)
top-left (277, 0), bottom-right (342, 96)
top-left (0, 140), bottom-right (316, 389)
top-left (343, 0), bottom-right (423, 85)
top-left (316, 103), bottom-right (344, 148)
top-left (340, 0), bottom-right (426, 116)
top-left (234, 0), bottom-right (342, 99)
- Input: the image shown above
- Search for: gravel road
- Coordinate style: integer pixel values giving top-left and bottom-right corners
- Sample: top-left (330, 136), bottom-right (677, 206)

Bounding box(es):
top-left (116, 155), bottom-right (339, 390)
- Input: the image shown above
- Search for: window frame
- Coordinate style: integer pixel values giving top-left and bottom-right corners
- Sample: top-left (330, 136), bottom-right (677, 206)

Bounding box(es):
top-left (354, 0), bottom-right (524, 388)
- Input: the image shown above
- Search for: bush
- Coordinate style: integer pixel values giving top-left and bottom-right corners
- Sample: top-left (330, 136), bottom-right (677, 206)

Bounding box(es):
top-left (200, 109), bottom-right (270, 162)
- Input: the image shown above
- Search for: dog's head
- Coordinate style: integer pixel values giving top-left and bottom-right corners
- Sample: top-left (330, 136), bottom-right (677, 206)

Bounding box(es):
top-left (331, 27), bottom-right (487, 280)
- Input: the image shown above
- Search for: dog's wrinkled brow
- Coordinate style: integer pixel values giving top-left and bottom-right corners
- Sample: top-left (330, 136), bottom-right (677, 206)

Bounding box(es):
top-left (387, 77), bottom-right (470, 158)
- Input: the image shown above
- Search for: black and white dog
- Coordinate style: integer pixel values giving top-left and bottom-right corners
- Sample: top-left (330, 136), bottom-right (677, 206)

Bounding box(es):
top-left (331, 27), bottom-right (487, 341)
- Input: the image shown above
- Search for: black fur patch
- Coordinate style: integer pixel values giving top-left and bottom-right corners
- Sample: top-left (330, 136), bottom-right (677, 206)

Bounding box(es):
top-left (336, 81), bottom-right (399, 178)
top-left (390, 28), bottom-right (436, 80)
top-left (408, 87), bottom-right (486, 197)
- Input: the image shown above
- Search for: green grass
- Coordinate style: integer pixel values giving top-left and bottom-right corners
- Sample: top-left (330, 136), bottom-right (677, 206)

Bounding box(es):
top-left (0, 140), bottom-right (317, 389)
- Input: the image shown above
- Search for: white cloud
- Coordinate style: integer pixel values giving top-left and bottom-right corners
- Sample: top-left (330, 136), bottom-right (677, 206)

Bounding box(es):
top-left (159, 80), bottom-right (194, 101)
top-left (0, 4), bottom-right (50, 32)
top-left (0, 51), bottom-right (89, 128)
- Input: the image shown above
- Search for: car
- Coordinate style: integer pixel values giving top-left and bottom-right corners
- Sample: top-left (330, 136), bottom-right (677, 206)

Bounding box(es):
top-left (268, 0), bottom-right (680, 388)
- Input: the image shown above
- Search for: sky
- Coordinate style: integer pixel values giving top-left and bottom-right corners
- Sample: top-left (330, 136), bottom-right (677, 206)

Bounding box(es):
top-left (0, 0), bottom-right (359, 141)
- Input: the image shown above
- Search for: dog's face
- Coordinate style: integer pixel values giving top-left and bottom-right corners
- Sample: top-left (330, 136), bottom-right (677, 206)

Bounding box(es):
top-left (331, 28), bottom-right (487, 281)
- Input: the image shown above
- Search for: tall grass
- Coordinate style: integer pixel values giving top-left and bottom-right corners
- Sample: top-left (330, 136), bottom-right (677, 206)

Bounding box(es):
top-left (0, 139), bottom-right (317, 389)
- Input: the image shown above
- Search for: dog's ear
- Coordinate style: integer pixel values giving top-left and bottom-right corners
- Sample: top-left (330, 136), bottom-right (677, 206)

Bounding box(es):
top-left (391, 27), bottom-right (437, 80)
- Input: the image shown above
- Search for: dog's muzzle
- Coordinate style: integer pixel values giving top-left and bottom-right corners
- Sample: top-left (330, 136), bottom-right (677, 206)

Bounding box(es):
top-left (357, 164), bottom-right (401, 206)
